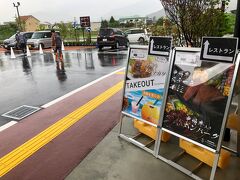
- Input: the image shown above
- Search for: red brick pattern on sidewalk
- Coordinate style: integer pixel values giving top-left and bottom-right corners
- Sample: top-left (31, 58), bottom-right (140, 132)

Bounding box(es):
top-left (0, 73), bottom-right (124, 180)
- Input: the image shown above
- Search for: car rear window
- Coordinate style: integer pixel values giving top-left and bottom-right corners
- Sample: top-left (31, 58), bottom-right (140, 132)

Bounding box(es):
top-left (44, 32), bottom-right (52, 38)
top-left (24, 33), bottom-right (33, 39)
top-left (99, 29), bottom-right (114, 36)
top-left (31, 32), bottom-right (44, 39)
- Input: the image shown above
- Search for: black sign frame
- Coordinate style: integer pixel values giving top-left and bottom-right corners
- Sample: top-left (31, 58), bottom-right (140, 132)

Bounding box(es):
top-left (148, 36), bottom-right (172, 56)
top-left (200, 37), bottom-right (238, 63)
top-left (80, 16), bottom-right (90, 27)
top-left (159, 47), bottom-right (238, 152)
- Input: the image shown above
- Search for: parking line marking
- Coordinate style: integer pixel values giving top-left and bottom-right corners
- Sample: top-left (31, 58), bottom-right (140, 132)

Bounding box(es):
top-left (0, 121), bottom-right (18, 132)
top-left (41, 67), bottom-right (125, 108)
top-left (0, 81), bottom-right (123, 177)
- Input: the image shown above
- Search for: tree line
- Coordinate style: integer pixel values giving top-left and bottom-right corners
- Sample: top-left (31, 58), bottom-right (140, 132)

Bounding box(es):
top-left (0, 0), bottom-right (237, 47)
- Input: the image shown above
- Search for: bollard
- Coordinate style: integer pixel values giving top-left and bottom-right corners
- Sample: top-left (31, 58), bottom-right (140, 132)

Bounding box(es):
top-left (39, 44), bottom-right (43, 55)
top-left (10, 47), bottom-right (16, 59)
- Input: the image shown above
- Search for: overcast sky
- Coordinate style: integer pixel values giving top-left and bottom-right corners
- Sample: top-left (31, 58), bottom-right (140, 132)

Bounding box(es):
top-left (0, 0), bottom-right (163, 24)
top-left (0, 0), bottom-right (238, 24)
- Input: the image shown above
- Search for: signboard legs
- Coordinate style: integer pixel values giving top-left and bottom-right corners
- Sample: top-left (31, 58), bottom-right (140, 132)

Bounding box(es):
top-left (82, 28), bottom-right (85, 44)
top-left (119, 37), bottom-right (239, 179)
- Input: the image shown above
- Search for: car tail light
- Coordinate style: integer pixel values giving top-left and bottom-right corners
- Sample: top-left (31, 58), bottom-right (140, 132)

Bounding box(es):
top-left (109, 36), bottom-right (115, 41)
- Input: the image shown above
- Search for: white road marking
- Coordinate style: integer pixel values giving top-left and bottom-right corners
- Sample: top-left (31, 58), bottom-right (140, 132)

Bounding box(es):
top-left (0, 121), bottom-right (18, 132)
top-left (41, 67), bottom-right (125, 108)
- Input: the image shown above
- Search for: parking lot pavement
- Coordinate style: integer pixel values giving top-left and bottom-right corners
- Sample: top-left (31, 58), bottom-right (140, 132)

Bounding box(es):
top-left (0, 47), bottom-right (5, 52)
top-left (0, 47), bottom-right (128, 127)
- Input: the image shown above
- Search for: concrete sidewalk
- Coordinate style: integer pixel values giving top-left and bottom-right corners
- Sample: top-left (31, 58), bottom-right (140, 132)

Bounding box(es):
top-left (66, 117), bottom-right (240, 180)
top-left (66, 123), bottom-right (191, 180)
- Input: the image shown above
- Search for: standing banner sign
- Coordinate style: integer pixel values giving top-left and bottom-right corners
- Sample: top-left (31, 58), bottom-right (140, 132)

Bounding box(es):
top-left (200, 37), bottom-right (237, 63)
top-left (122, 37), bottom-right (172, 125)
top-left (162, 37), bottom-right (238, 152)
top-left (148, 36), bottom-right (172, 56)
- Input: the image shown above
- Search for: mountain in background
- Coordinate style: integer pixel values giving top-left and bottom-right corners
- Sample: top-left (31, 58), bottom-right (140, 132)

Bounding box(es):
top-left (102, 0), bottom-right (163, 20)
top-left (146, 9), bottom-right (166, 19)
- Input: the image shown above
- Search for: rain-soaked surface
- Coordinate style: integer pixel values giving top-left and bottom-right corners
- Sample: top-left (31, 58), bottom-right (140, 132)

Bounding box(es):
top-left (0, 48), bottom-right (128, 126)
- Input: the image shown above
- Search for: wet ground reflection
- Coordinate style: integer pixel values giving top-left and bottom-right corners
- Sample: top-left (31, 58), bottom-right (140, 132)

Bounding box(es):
top-left (0, 48), bottom-right (128, 125)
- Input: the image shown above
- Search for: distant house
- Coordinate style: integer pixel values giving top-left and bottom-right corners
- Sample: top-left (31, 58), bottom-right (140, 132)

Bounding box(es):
top-left (119, 17), bottom-right (147, 25)
top-left (146, 9), bottom-right (166, 24)
top-left (90, 22), bottom-right (101, 31)
top-left (39, 22), bottom-right (52, 30)
top-left (20, 15), bottom-right (40, 32)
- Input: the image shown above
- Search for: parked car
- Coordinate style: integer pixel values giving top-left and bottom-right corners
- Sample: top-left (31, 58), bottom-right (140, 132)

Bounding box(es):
top-left (3, 32), bottom-right (33, 50)
top-left (124, 28), bottom-right (150, 44)
top-left (27, 30), bottom-right (60, 49)
top-left (97, 28), bottom-right (129, 50)
top-left (98, 53), bottom-right (124, 66)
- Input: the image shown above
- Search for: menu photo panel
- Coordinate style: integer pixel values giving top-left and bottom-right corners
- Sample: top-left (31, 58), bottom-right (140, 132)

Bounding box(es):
top-left (122, 48), bottom-right (170, 125)
top-left (162, 49), bottom-right (236, 151)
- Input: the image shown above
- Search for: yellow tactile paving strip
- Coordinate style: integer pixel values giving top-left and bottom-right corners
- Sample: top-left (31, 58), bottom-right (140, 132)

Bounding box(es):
top-left (115, 71), bottom-right (125, 75)
top-left (0, 81), bottom-right (123, 177)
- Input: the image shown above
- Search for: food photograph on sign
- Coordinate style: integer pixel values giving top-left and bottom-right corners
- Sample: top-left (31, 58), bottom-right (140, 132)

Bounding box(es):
top-left (122, 48), bottom-right (169, 124)
top-left (163, 51), bottom-right (234, 150)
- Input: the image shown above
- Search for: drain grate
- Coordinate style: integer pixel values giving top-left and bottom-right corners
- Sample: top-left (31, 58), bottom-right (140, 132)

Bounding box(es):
top-left (2, 105), bottom-right (41, 121)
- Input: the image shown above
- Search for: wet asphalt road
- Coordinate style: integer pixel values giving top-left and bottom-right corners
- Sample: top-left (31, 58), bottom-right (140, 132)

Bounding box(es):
top-left (0, 48), bottom-right (128, 126)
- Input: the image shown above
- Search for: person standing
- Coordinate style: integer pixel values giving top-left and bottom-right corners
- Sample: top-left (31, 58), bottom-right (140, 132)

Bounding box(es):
top-left (15, 31), bottom-right (27, 54)
top-left (51, 29), bottom-right (64, 71)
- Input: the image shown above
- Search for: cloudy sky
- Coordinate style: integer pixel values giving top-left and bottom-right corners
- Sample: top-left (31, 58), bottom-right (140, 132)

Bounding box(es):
top-left (0, 0), bottom-right (238, 24)
top-left (0, 0), bottom-right (163, 24)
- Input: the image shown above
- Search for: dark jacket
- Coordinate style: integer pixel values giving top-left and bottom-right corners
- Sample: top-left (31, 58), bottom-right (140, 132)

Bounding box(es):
top-left (51, 33), bottom-right (62, 47)
top-left (15, 33), bottom-right (26, 44)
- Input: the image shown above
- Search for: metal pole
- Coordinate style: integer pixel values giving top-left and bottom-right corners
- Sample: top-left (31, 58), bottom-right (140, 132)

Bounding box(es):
top-left (16, 6), bottom-right (21, 31)
top-left (82, 28), bottom-right (85, 44)
top-left (234, 0), bottom-right (240, 49)
top-left (74, 28), bottom-right (77, 43)
top-left (89, 31), bottom-right (92, 43)
top-left (13, 2), bottom-right (22, 31)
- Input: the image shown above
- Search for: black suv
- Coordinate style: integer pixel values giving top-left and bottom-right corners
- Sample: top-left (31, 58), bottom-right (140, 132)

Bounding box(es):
top-left (3, 32), bottom-right (33, 50)
top-left (97, 28), bottom-right (129, 50)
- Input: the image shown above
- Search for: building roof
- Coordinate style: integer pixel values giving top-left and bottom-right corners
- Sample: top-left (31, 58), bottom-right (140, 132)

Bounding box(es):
top-left (40, 21), bottom-right (52, 25)
top-left (119, 17), bottom-right (146, 21)
top-left (20, 15), bottom-right (40, 22)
